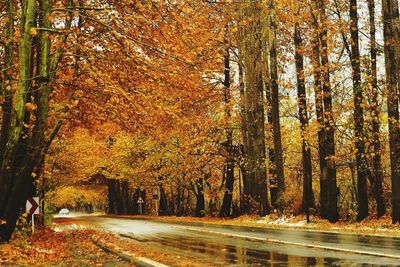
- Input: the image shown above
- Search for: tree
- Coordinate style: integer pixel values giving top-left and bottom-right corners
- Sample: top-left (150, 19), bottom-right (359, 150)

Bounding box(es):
top-left (220, 48), bottom-right (235, 217)
top-left (0, 0), bottom-right (39, 241)
top-left (349, 0), bottom-right (369, 221)
top-left (382, 0), bottom-right (400, 223)
top-left (238, 1), bottom-right (269, 215)
top-left (293, 0), bottom-right (314, 220)
top-left (311, 0), bottom-right (338, 222)
top-left (268, 0), bottom-right (286, 210)
top-left (367, 0), bottom-right (385, 218)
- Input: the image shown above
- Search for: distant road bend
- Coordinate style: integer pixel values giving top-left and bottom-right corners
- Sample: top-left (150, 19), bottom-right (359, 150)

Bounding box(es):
top-left (57, 215), bottom-right (400, 266)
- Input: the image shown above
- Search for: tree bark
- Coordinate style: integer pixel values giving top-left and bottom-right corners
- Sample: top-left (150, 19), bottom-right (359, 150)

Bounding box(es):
top-left (0, 0), bottom-right (14, 164)
top-left (382, 0), bottom-right (400, 223)
top-left (311, 0), bottom-right (326, 218)
top-left (294, 2), bottom-right (314, 218)
top-left (238, 0), bottom-right (269, 215)
top-left (159, 186), bottom-right (168, 215)
top-left (238, 54), bottom-right (248, 215)
top-left (220, 48), bottom-right (235, 217)
top-left (269, 0), bottom-right (285, 210)
top-left (0, 0), bottom-right (37, 241)
top-left (107, 179), bottom-right (117, 214)
top-left (195, 178), bottom-right (205, 217)
top-left (349, 0), bottom-right (369, 221)
top-left (368, 0), bottom-right (385, 218)
top-left (316, 0), bottom-right (339, 222)
top-left (176, 185), bottom-right (185, 216)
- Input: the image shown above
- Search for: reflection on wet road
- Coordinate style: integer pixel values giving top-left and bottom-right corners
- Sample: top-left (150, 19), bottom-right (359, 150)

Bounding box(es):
top-left (59, 216), bottom-right (400, 266)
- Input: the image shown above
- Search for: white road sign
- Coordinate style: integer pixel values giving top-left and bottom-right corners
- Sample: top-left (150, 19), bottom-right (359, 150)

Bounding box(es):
top-left (137, 197), bottom-right (144, 204)
top-left (26, 197), bottom-right (39, 215)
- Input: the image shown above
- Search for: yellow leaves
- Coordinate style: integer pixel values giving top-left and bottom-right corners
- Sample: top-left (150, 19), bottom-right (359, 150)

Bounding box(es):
top-left (29, 27), bottom-right (38, 36)
top-left (25, 102), bottom-right (37, 112)
top-left (52, 186), bottom-right (106, 209)
top-left (169, 70), bottom-right (178, 77)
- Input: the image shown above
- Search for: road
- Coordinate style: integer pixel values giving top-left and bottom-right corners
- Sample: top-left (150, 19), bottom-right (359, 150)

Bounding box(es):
top-left (55, 215), bottom-right (400, 266)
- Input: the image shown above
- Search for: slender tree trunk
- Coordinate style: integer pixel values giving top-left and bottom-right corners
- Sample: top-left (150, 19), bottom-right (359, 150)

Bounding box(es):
top-left (311, 2), bottom-right (327, 219)
top-left (0, 0), bottom-right (14, 218)
top-left (0, 0), bottom-right (14, 163)
top-left (260, 15), bottom-right (274, 208)
top-left (269, 0), bottom-right (285, 210)
top-left (317, 0), bottom-right (339, 222)
top-left (159, 186), bottom-right (168, 215)
top-left (294, 3), bottom-right (314, 217)
top-left (382, 0), bottom-right (400, 223)
top-left (349, 0), bottom-right (369, 221)
top-left (220, 49), bottom-right (235, 217)
top-left (107, 179), bottom-right (117, 213)
top-left (122, 180), bottom-right (129, 213)
top-left (266, 91), bottom-right (277, 205)
top-left (195, 178), bottom-right (205, 217)
top-left (169, 184), bottom-right (175, 215)
top-left (368, 0), bottom-right (385, 218)
top-left (176, 185), bottom-right (184, 216)
top-left (238, 56), bottom-right (248, 214)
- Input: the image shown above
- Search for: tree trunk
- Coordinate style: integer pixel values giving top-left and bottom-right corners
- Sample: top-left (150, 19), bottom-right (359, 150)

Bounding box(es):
top-left (316, 0), bottom-right (339, 222)
top-left (368, 0), bottom-right (385, 218)
top-left (238, 55), bottom-right (248, 215)
top-left (238, 0), bottom-right (269, 215)
top-left (169, 184), bottom-right (175, 215)
top-left (311, 0), bottom-right (327, 219)
top-left (0, 0), bottom-right (14, 163)
top-left (0, 0), bottom-right (37, 241)
top-left (294, 3), bottom-right (314, 217)
top-left (349, 0), bottom-right (369, 221)
top-left (122, 180), bottom-right (129, 213)
top-left (220, 49), bottom-right (235, 217)
top-left (159, 186), bottom-right (168, 215)
top-left (382, 0), bottom-right (400, 223)
top-left (115, 180), bottom-right (124, 214)
top-left (269, 0), bottom-right (285, 210)
top-left (107, 179), bottom-right (117, 214)
top-left (195, 178), bottom-right (205, 217)
top-left (263, 44), bottom-right (275, 207)
top-left (176, 185), bottom-right (184, 216)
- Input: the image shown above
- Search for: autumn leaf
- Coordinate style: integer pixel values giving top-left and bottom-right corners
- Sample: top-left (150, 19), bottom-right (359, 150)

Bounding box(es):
top-left (29, 27), bottom-right (38, 36)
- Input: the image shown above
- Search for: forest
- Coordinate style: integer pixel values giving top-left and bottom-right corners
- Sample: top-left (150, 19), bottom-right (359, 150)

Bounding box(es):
top-left (1, 0), bottom-right (400, 242)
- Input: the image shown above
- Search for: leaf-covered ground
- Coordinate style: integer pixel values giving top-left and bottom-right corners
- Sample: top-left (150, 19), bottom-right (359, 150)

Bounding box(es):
top-left (0, 227), bottom-right (129, 266)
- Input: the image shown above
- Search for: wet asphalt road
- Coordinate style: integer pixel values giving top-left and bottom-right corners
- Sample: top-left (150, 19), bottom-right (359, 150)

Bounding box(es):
top-left (58, 215), bottom-right (400, 266)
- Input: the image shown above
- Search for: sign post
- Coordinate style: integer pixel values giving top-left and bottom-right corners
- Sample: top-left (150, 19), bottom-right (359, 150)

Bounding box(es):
top-left (137, 197), bottom-right (144, 215)
top-left (152, 188), bottom-right (159, 216)
top-left (26, 197), bottom-right (39, 235)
